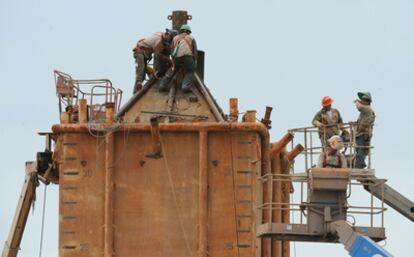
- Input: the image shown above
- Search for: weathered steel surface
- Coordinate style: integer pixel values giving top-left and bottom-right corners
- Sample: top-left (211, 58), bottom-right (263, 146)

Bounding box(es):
top-left (168, 10), bottom-right (192, 31)
top-left (229, 98), bottom-right (239, 122)
top-left (54, 123), bottom-right (268, 257)
top-left (59, 133), bottom-right (105, 257)
top-left (122, 82), bottom-right (218, 123)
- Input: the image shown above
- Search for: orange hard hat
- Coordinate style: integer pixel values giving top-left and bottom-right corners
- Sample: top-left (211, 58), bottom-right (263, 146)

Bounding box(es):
top-left (321, 96), bottom-right (333, 107)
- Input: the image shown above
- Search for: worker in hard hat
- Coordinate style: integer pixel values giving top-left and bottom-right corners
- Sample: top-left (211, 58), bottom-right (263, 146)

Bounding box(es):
top-left (159, 24), bottom-right (198, 93)
top-left (312, 96), bottom-right (347, 147)
top-left (133, 29), bottom-right (178, 94)
top-left (353, 92), bottom-right (375, 169)
top-left (317, 135), bottom-right (347, 168)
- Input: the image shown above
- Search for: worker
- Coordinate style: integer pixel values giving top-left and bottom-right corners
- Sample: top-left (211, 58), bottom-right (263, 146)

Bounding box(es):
top-left (312, 96), bottom-right (347, 147)
top-left (133, 29), bottom-right (178, 94)
top-left (353, 92), bottom-right (375, 169)
top-left (159, 24), bottom-right (198, 93)
top-left (317, 135), bottom-right (347, 168)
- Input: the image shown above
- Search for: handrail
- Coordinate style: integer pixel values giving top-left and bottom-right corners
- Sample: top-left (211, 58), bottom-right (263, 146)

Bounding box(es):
top-left (256, 171), bottom-right (387, 229)
top-left (287, 122), bottom-right (375, 171)
top-left (54, 70), bottom-right (123, 123)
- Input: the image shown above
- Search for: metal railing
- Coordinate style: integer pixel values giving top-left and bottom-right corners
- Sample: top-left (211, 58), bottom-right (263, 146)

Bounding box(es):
top-left (54, 70), bottom-right (123, 122)
top-left (257, 171), bottom-right (387, 229)
top-left (256, 123), bottom-right (384, 233)
top-left (288, 122), bottom-right (374, 171)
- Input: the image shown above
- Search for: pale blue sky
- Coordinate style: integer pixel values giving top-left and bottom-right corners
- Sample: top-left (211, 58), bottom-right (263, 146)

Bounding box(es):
top-left (1, 1), bottom-right (413, 256)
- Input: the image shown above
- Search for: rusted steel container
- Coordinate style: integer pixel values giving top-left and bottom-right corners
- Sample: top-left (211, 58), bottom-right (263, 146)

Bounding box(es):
top-left (1, 11), bottom-right (293, 257)
top-left (52, 122), bottom-right (269, 257)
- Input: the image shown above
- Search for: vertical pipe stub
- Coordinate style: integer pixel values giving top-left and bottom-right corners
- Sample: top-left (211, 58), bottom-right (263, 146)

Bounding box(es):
top-left (287, 144), bottom-right (304, 162)
top-left (78, 99), bottom-right (88, 123)
top-left (244, 110), bottom-right (257, 122)
top-left (261, 106), bottom-right (273, 129)
top-left (105, 102), bottom-right (115, 124)
top-left (168, 10), bottom-right (192, 31)
top-left (147, 117), bottom-right (162, 159)
top-left (229, 98), bottom-right (239, 122)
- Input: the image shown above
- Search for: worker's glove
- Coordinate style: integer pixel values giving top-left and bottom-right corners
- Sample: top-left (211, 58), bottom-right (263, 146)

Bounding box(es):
top-left (314, 122), bottom-right (323, 129)
top-left (341, 130), bottom-right (350, 143)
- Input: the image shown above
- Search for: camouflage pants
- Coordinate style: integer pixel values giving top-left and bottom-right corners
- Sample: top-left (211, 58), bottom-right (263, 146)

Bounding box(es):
top-left (134, 52), bottom-right (147, 93)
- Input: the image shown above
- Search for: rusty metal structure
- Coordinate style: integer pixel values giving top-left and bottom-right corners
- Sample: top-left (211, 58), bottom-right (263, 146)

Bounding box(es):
top-left (2, 10), bottom-right (413, 257)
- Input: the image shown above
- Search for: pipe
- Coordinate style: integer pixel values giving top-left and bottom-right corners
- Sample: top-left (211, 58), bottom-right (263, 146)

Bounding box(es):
top-left (229, 98), bottom-right (238, 122)
top-left (78, 99), bottom-right (88, 123)
top-left (149, 117), bottom-right (162, 158)
top-left (198, 130), bottom-right (208, 257)
top-left (244, 110), bottom-right (257, 122)
top-left (52, 122), bottom-right (270, 173)
top-left (261, 106), bottom-right (273, 129)
top-left (271, 153), bottom-right (282, 257)
top-left (287, 144), bottom-right (304, 162)
top-left (104, 131), bottom-right (114, 257)
top-left (168, 10), bottom-right (191, 31)
top-left (105, 103), bottom-right (115, 124)
top-left (60, 112), bottom-right (70, 124)
top-left (280, 152), bottom-right (291, 257)
top-left (269, 133), bottom-right (294, 159)
top-left (167, 84), bottom-right (177, 123)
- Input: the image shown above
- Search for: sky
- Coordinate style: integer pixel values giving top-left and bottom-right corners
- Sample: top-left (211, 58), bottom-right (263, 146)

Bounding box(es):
top-left (1, 0), bottom-right (413, 256)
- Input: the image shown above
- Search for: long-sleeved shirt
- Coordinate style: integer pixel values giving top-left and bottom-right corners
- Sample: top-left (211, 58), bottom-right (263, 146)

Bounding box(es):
top-left (317, 149), bottom-right (347, 168)
top-left (312, 108), bottom-right (344, 140)
top-left (135, 32), bottom-right (169, 61)
top-left (355, 101), bottom-right (375, 137)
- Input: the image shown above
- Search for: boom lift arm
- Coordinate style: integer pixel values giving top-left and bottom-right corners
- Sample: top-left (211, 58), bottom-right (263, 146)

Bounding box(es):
top-left (361, 177), bottom-right (414, 222)
top-left (1, 163), bottom-right (39, 257)
top-left (2, 133), bottom-right (56, 257)
top-left (331, 220), bottom-right (393, 257)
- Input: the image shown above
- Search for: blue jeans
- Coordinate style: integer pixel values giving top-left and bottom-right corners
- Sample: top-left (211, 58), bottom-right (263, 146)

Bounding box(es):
top-left (354, 135), bottom-right (370, 168)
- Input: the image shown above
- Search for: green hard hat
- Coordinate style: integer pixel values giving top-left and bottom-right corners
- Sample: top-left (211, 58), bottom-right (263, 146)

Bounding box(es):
top-left (357, 91), bottom-right (372, 102)
top-left (180, 24), bottom-right (192, 33)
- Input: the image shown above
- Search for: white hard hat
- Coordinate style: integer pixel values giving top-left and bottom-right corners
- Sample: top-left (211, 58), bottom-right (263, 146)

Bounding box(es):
top-left (328, 135), bottom-right (344, 150)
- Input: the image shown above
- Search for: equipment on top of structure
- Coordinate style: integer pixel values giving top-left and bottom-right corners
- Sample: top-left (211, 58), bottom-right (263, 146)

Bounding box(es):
top-left (2, 9), bottom-right (413, 257)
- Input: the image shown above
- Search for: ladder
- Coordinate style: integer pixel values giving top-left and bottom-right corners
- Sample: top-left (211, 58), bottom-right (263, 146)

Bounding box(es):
top-left (231, 132), bottom-right (258, 257)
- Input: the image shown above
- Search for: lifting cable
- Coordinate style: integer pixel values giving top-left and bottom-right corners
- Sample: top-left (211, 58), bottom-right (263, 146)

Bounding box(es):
top-left (38, 184), bottom-right (47, 257)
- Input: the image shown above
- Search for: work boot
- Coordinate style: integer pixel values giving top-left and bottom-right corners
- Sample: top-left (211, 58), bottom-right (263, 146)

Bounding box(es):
top-left (181, 82), bottom-right (193, 93)
top-left (159, 77), bottom-right (171, 92)
top-left (133, 81), bottom-right (143, 94)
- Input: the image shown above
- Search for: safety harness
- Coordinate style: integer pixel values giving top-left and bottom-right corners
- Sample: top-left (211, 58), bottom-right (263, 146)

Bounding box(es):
top-left (322, 150), bottom-right (342, 168)
top-left (172, 34), bottom-right (193, 58)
